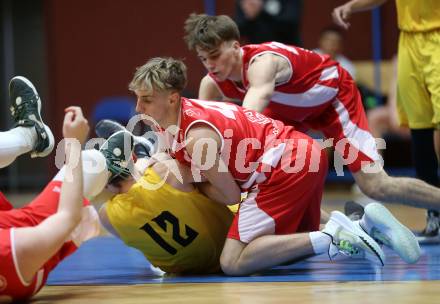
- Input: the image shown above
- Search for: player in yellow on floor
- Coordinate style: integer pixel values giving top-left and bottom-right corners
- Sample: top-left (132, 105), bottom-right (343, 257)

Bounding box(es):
top-left (97, 149), bottom-right (234, 274)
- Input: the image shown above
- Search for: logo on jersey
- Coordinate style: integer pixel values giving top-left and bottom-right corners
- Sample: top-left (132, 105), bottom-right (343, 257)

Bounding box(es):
top-left (244, 111), bottom-right (271, 125)
top-left (183, 108), bottom-right (202, 117)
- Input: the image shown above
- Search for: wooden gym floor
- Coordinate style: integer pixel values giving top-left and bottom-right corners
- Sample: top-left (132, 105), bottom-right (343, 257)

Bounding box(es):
top-left (19, 190), bottom-right (438, 304)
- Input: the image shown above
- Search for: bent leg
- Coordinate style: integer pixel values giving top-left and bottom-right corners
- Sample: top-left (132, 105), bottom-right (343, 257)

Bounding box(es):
top-left (220, 234), bottom-right (315, 276)
top-left (221, 137), bottom-right (328, 275)
top-left (353, 167), bottom-right (440, 210)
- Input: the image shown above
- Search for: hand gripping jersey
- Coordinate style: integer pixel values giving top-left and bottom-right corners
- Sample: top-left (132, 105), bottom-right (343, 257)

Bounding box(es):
top-left (207, 42), bottom-right (380, 172)
top-left (105, 167), bottom-right (233, 274)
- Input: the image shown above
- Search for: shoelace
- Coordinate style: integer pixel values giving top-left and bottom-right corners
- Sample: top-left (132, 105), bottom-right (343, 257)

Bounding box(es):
top-left (10, 96), bottom-right (39, 125)
top-left (100, 148), bottom-right (132, 180)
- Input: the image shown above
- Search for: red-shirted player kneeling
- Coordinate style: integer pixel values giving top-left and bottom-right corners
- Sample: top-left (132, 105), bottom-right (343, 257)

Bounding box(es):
top-left (128, 57), bottom-right (420, 276)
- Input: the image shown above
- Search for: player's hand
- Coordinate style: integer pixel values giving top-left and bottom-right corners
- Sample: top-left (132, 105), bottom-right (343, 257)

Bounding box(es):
top-left (63, 106), bottom-right (90, 144)
top-left (332, 3), bottom-right (353, 29)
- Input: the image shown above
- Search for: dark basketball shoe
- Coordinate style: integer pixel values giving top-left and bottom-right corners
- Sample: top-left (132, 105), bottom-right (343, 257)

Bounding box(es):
top-left (95, 119), bottom-right (125, 140)
top-left (9, 76), bottom-right (54, 158)
top-left (415, 210), bottom-right (440, 244)
top-left (344, 201), bottom-right (365, 221)
top-left (99, 130), bottom-right (135, 182)
top-left (95, 119), bottom-right (154, 158)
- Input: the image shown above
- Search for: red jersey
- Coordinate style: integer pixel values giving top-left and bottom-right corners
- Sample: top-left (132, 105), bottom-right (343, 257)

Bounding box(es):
top-left (170, 98), bottom-right (316, 189)
top-left (0, 184), bottom-right (98, 301)
top-left (208, 42), bottom-right (341, 124)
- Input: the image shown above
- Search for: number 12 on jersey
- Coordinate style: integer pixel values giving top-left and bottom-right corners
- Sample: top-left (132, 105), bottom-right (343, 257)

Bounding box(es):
top-left (140, 211), bottom-right (199, 255)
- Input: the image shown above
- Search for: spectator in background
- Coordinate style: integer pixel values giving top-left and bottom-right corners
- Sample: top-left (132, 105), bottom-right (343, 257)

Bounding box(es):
top-left (314, 26), bottom-right (356, 80)
top-left (235, 0), bottom-right (303, 45)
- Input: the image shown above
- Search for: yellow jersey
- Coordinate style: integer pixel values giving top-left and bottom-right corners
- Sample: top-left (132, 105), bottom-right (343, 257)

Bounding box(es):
top-left (396, 0), bottom-right (440, 32)
top-left (105, 168), bottom-right (233, 274)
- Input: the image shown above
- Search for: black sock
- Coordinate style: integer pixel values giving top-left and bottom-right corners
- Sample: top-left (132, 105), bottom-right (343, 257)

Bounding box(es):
top-left (411, 128), bottom-right (439, 217)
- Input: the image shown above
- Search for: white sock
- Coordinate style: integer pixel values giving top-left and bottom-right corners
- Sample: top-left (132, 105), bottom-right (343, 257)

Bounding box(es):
top-left (309, 231), bottom-right (332, 254)
top-left (53, 149), bottom-right (111, 199)
top-left (0, 127), bottom-right (37, 168)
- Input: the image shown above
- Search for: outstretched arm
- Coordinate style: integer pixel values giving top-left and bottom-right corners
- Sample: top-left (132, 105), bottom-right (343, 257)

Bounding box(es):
top-left (14, 106), bottom-right (89, 282)
top-left (57, 106), bottom-right (89, 221)
top-left (332, 0), bottom-right (388, 29)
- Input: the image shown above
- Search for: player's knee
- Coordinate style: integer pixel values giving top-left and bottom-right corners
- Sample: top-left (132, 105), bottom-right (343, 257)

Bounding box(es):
top-left (220, 253), bottom-right (244, 276)
top-left (220, 254), bottom-right (236, 275)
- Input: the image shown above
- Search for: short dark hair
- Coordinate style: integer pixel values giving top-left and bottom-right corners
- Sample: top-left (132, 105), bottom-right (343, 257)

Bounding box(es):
top-left (184, 13), bottom-right (240, 50)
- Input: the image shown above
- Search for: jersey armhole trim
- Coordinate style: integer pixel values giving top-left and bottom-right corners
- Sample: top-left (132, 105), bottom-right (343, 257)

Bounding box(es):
top-left (184, 119), bottom-right (225, 152)
top-left (10, 228), bottom-right (32, 287)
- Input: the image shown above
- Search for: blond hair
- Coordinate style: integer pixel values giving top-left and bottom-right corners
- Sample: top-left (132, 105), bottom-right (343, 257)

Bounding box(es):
top-left (129, 57), bottom-right (187, 93)
top-left (184, 13), bottom-right (240, 50)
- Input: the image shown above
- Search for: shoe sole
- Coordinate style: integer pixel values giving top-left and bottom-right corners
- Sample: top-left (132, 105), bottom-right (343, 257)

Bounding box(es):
top-left (364, 203), bottom-right (421, 264)
top-left (95, 119), bottom-right (125, 139)
top-left (11, 76), bottom-right (55, 158)
top-left (331, 211), bottom-right (385, 266)
top-left (31, 123), bottom-right (55, 158)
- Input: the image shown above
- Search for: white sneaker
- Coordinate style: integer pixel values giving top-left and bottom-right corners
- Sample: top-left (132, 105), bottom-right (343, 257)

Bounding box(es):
top-left (323, 211), bottom-right (385, 266)
top-left (361, 202), bottom-right (421, 264)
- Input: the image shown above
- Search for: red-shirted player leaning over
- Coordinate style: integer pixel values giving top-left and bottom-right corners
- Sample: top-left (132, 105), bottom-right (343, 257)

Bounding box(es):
top-left (129, 57), bottom-right (419, 276)
top-left (0, 77), bottom-right (100, 302)
top-left (183, 14), bottom-right (440, 212)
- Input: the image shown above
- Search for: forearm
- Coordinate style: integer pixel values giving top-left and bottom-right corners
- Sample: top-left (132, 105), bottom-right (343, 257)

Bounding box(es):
top-left (242, 87), bottom-right (272, 113)
top-left (197, 182), bottom-right (240, 205)
top-left (346, 0), bottom-right (388, 12)
top-left (58, 140), bottom-right (84, 223)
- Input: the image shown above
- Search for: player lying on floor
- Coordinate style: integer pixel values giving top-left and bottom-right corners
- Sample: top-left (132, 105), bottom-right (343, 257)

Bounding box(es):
top-left (0, 76), bottom-right (230, 303)
top-left (0, 77), bottom-right (97, 302)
